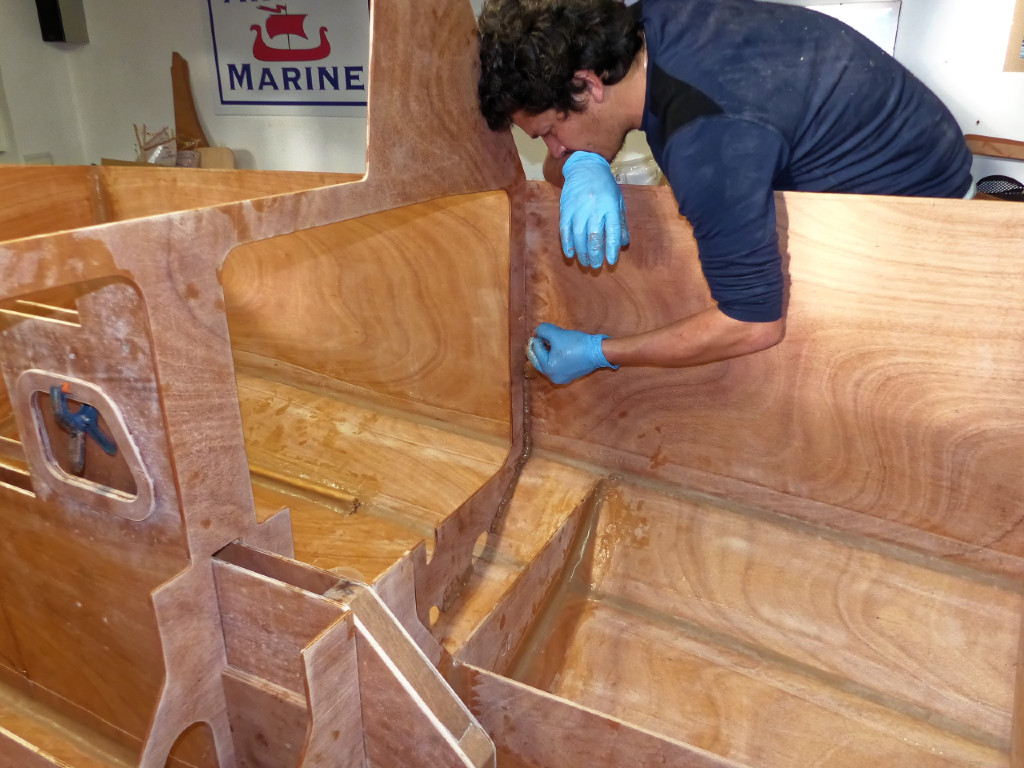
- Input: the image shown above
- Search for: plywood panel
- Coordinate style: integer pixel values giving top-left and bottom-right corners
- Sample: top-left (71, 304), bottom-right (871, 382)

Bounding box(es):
top-left (0, 167), bottom-right (102, 241)
top-left (98, 167), bottom-right (361, 222)
top-left (584, 484), bottom-right (1019, 745)
top-left (252, 481), bottom-right (425, 583)
top-left (213, 560), bottom-right (345, 694)
top-left (225, 193), bottom-right (512, 433)
top-left (222, 668), bottom-right (308, 768)
top-left (0, 679), bottom-right (137, 768)
top-left (514, 595), bottom-right (1007, 768)
top-left (0, 279), bottom-right (192, 749)
top-left (527, 183), bottom-right (1024, 575)
top-left (236, 373), bottom-right (508, 533)
top-left (454, 665), bottom-right (740, 768)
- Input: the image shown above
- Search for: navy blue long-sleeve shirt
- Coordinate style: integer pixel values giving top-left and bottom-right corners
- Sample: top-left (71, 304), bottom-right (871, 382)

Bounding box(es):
top-left (638, 0), bottom-right (972, 322)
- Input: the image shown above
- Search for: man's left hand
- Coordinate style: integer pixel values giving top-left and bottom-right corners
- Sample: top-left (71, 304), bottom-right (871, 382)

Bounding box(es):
top-left (559, 152), bottom-right (630, 269)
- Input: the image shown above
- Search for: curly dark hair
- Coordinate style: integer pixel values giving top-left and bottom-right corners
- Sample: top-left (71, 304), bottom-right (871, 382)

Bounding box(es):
top-left (477, 0), bottom-right (643, 130)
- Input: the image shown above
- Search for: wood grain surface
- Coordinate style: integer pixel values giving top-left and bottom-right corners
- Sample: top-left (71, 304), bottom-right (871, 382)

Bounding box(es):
top-left (526, 183), bottom-right (1024, 577)
top-left (518, 597), bottom-right (1006, 768)
top-left (0, 0), bottom-right (525, 762)
top-left (236, 372), bottom-right (508, 534)
top-left (224, 192), bottom-right (512, 434)
top-left (965, 134), bottom-right (1024, 162)
top-left (3, 0), bottom-right (1020, 764)
top-left (454, 665), bottom-right (743, 768)
top-left (560, 482), bottom-right (1015, 746)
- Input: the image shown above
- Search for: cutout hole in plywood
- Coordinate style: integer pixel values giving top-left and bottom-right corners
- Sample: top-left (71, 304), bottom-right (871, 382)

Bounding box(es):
top-left (33, 390), bottom-right (137, 498)
top-left (473, 530), bottom-right (492, 560)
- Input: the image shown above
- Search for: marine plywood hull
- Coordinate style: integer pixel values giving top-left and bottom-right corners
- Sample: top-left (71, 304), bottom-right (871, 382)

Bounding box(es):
top-left (0, 0), bottom-right (1022, 766)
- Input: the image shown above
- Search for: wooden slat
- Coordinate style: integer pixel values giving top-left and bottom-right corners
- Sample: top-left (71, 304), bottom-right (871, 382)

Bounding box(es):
top-left (356, 625), bottom-right (489, 768)
top-left (966, 134), bottom-right (1024, 162)
top-left (338, 583), bottom-right (491, 760)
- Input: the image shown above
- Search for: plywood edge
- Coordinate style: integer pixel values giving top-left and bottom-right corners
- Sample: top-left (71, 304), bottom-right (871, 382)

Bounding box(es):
top-left (451, 664), bottom-right (744, 768)
top-left (966, 134), bottom-right (1024, 162)
top-left (451, 483), bottom-right (601, 675)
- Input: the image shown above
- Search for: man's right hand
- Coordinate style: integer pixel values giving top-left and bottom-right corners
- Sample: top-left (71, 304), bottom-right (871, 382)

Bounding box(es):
top-left (526, 322), bottom-right (618, 385)
top-left (559, 152), bottom-right (630, 269)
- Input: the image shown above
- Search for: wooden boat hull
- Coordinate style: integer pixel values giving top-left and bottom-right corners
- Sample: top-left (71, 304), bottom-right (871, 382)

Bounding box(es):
top-left (0, 1), bottom-right (1022, 766)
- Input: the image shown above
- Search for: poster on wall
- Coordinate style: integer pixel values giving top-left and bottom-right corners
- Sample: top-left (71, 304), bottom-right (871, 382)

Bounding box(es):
top-left (207, 0), bottom-right (369, 115)
top-left (1007, 0), bottom-right (1024, 72)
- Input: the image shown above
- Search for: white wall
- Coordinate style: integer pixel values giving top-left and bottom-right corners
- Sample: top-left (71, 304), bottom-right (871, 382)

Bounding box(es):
top-left (0, 0), bottom-right (1021, 176)
top-left (0, 0), bottom-right (368, 171)
top-left (895, 0), bottom-right (1024, 180)
top-left (0, 0), bottom-right (86, 165)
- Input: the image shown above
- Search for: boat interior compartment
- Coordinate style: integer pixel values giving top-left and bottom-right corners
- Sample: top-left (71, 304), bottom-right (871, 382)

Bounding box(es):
top-left (0, 0), bottom-right (1023, 767)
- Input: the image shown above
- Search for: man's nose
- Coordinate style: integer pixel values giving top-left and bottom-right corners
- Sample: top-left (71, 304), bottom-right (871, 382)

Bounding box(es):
top-left (543, 135), bottom-right (568, 158)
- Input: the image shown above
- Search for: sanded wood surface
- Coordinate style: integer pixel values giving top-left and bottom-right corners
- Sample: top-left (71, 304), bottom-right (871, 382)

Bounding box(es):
top-left (526, 183), bottom-right (1024, 578)
top-left (507, 479), bottom-right (1017, 753)
top-left (224, 192), bottom-right (512, 433)
top-left (237, 372), bottom-right (508, 536)
top-left (454, 666), bottom-right (743, 768)
top-left (0, 0), bottom-right (525, 763)
top-left (516, 595), bottom-right (1007, 768)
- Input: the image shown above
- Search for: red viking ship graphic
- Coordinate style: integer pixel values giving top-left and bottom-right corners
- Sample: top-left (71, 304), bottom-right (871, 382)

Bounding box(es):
top-left (250, 4), bottom-right (331, 62)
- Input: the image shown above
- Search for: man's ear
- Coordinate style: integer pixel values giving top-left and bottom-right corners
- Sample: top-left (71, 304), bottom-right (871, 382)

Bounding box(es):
top-left (573, 70), bottom-right (606, 104)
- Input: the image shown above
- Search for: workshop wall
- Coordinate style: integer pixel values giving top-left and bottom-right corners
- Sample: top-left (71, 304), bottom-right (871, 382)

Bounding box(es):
top-left (0, 0), bottom-right (1020, 174)
top-left (0, 0), bottom-right (370, 171)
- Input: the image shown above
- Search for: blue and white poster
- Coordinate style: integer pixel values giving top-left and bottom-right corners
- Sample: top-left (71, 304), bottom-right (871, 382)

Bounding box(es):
top-left (207, 0), bottom-right (370, 115)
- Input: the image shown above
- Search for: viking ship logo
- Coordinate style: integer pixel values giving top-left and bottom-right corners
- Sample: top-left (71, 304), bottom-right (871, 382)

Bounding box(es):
top-left (250, 4), bottom-right (331, 62)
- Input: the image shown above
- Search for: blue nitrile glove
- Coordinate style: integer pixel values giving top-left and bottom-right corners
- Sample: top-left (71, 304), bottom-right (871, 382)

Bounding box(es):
top-left (526, 322), bottom-right (618, 385)
top-left (560, 151), bottom-right (630, 269)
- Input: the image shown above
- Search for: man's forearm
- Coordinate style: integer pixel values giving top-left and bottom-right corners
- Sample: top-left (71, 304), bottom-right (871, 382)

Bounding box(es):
top-left (601, 306), bottom-right (784, 368)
